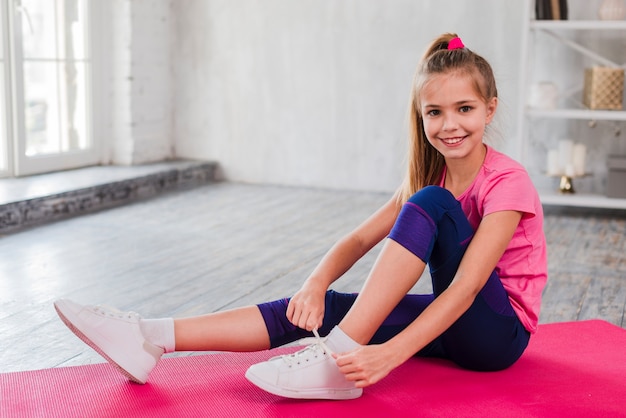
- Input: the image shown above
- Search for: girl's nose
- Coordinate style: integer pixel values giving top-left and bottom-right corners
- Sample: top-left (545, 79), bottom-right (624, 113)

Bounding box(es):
top-left (442, 114), bottom-right (458, 130)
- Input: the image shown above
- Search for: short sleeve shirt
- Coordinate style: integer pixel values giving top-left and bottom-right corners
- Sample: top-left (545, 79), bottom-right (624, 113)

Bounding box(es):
top-left (440, 145), bottom-right (548, 333)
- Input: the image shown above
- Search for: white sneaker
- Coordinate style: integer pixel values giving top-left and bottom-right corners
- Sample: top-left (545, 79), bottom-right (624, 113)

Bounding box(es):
top-left (54, 299), bottom-right (163, 384)
top-left (245, 329), bottom-right (363, 400)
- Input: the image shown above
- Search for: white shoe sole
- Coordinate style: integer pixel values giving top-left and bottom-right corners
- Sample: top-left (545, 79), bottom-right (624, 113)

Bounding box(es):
top-left (54, 301), bottom-right (148, 384)
top-left (245, 368), bottom-right (363, 400)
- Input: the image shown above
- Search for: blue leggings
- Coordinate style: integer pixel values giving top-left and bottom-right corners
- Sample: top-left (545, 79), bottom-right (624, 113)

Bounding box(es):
top-left (258, 186), bottom-right (530, 371)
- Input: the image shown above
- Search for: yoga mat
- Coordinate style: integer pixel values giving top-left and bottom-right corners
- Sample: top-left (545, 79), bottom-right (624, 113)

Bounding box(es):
top-left (2, 320), bottom-right (625, 418)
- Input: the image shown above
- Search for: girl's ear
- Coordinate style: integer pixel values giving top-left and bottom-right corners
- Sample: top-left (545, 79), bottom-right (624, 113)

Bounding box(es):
top-left (485, 97), bottom-right (498, 124)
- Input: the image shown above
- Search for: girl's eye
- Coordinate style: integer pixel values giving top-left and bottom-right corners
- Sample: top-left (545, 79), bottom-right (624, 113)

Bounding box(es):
top-left (427, 109), bottom-right (440, 117)
top-left (459, 106), bottom-right (472, 113)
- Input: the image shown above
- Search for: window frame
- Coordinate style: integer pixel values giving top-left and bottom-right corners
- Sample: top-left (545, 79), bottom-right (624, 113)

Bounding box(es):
top-left (0, 0), bottom-right (103, 179)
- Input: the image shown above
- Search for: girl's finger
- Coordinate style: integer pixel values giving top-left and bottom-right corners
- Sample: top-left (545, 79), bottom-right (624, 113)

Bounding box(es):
top-left (306, 315), bottom-right (320, 331)
top-left (290, 309), bottom-right (302, 327)
top-left (298, 312), bottom-right (310, 330)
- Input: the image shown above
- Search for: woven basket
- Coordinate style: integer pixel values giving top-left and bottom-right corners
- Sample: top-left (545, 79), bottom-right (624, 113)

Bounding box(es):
top-left (582, 67), bottom-right (624, 110)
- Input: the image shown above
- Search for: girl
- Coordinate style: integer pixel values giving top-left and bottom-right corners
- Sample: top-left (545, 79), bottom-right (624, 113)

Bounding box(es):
top-left (54, 33), bottom-right (547, 400)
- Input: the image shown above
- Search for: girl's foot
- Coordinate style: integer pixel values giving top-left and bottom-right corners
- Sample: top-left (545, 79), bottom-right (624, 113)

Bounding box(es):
top-left (54, 299), bottom-right (163, 384)
top-left (245, 327), bottom-right (363, 400)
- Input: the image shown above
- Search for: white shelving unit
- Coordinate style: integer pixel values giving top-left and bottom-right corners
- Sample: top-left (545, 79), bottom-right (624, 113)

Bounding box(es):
top-left (526, 109), bottom-right (626, 121)
top-left (518, 0), bottom-right (626, 210)
top-left (537, 190), bottom-right (626, 209)
top-left (531, 19), bottom-right (626, 30)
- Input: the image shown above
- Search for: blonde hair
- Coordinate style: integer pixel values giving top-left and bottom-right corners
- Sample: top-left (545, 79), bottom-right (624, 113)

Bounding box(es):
top-left (398, 33), bottom-right (498, 204)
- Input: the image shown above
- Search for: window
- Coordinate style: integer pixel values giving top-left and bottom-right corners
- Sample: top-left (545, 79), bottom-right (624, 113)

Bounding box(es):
top-left (0, 0), bottom-right (99, 178)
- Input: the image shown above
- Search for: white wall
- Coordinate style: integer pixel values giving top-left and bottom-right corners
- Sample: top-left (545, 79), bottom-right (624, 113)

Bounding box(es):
top-left (105, 0), bottom-right (174, 166)
top-left (170, 0), bottom-right (526, 192)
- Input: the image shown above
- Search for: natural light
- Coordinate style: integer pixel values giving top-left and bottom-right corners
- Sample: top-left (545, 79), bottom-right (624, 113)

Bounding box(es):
top-left (1, 0), bottom-right (93, 178)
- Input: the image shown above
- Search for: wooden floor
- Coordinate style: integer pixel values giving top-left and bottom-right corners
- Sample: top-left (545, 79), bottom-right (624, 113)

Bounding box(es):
top-left (1, 182), bottom-right (625, 373)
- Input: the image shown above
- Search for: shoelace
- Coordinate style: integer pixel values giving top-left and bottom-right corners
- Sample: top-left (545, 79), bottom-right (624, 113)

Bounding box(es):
top-left (281, 329), bottom-right (334, 367)
top-left (94, 305), bottom-right (140, 320)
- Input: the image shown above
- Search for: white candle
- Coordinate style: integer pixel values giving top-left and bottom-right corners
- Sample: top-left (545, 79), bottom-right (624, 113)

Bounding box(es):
top-left (558, 140), bottom-right (574, 174)
top-left (572, 144), bottom-right (586, 176)
top-left (565, 163), bottom-right (576, 177)
top-left (547, 149), bottom-right (560, 176)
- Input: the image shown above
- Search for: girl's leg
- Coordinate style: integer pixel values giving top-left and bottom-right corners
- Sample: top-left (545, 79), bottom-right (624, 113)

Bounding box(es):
top-left (391, 187), bottom-right (528, 369)
top-left (174, 306), bottom-right (270, 352)
top-left (433, 270), bottom-right (529, 370)
top-left (337, 186), bottom-right (473, 345)
top-left (166, 290), bottom-right (359, 353)
top-left (53, 299), bottom-right (274, 384)
top-left (257, 290), bottom-right (436, 349)
top-left (257, 291), bottom-right (356, 348)
top-left (338, 239), bottom-right (428, 344)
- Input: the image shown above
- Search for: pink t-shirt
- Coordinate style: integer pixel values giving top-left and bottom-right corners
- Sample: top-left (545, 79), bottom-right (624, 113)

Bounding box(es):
top-left (440, 145), bottom-right (547, 333)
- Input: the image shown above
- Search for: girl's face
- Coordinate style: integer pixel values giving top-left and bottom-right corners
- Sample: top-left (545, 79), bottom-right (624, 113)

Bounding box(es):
top-left (419, 72), bottom-right (497, 164)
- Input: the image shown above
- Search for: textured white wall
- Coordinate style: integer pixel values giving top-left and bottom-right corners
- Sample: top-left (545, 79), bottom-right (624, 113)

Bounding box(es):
top-left (107, 0), bottom-right (132, 165)
top-left (106, 0), bottom-right (174, 165)
top-left (170, 0), bottom-right (526, 192)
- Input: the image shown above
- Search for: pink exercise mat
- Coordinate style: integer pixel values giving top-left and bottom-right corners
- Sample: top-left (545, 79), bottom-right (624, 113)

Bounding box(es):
top-left (2, 320), bottom-right (625, 417)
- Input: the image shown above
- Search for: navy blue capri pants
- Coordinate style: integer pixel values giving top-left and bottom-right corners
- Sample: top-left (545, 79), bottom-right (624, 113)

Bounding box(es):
top-left (258, 186), bottom-right (530, 371)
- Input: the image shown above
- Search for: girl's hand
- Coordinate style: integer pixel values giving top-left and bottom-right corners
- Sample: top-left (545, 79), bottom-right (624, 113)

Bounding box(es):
top-left (286, 282), bottom-right (326, 331)
top-left (334, 344), bottom-right (400, 388)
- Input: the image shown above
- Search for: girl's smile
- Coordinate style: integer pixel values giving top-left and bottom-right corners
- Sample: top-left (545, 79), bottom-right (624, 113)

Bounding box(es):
top-left (439, 136), bottom-right (467, 146)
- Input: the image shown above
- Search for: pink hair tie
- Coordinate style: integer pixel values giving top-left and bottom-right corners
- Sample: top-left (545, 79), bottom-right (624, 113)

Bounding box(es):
top-left (447, 37), bottom-right (465, 50)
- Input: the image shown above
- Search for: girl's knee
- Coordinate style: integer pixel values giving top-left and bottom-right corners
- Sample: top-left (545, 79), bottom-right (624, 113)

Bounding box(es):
top-left (406, 186), bottom-right (462, 225)
top-left (407, 186), bottom-right (455, 207)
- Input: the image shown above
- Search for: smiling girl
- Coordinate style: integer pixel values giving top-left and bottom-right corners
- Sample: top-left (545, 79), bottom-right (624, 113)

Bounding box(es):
top-left (54, 33), bottom-right (547, 401)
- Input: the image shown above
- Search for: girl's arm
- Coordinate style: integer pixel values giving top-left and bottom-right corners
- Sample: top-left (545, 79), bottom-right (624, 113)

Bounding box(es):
top-left (336, 209), bottom-right (523, 387)
top-left (287, 195), bottom-right (401, 331)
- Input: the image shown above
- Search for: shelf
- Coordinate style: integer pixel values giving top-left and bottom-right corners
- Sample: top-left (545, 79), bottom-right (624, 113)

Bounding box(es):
top-left (526, 108), bottom-right (626, 121)
top-left (520, 1), bottom-right (626, 211)
top-left (539, 190), bottom-right (626, 210)
top-left (530, 20), bottom-right (626, 30)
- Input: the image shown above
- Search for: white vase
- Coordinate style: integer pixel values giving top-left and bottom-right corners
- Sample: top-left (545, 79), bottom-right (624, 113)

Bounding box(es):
top-left (529, 82), bottom-right (559, 109)
top-left (598, 0), bottom-right (626, 20)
